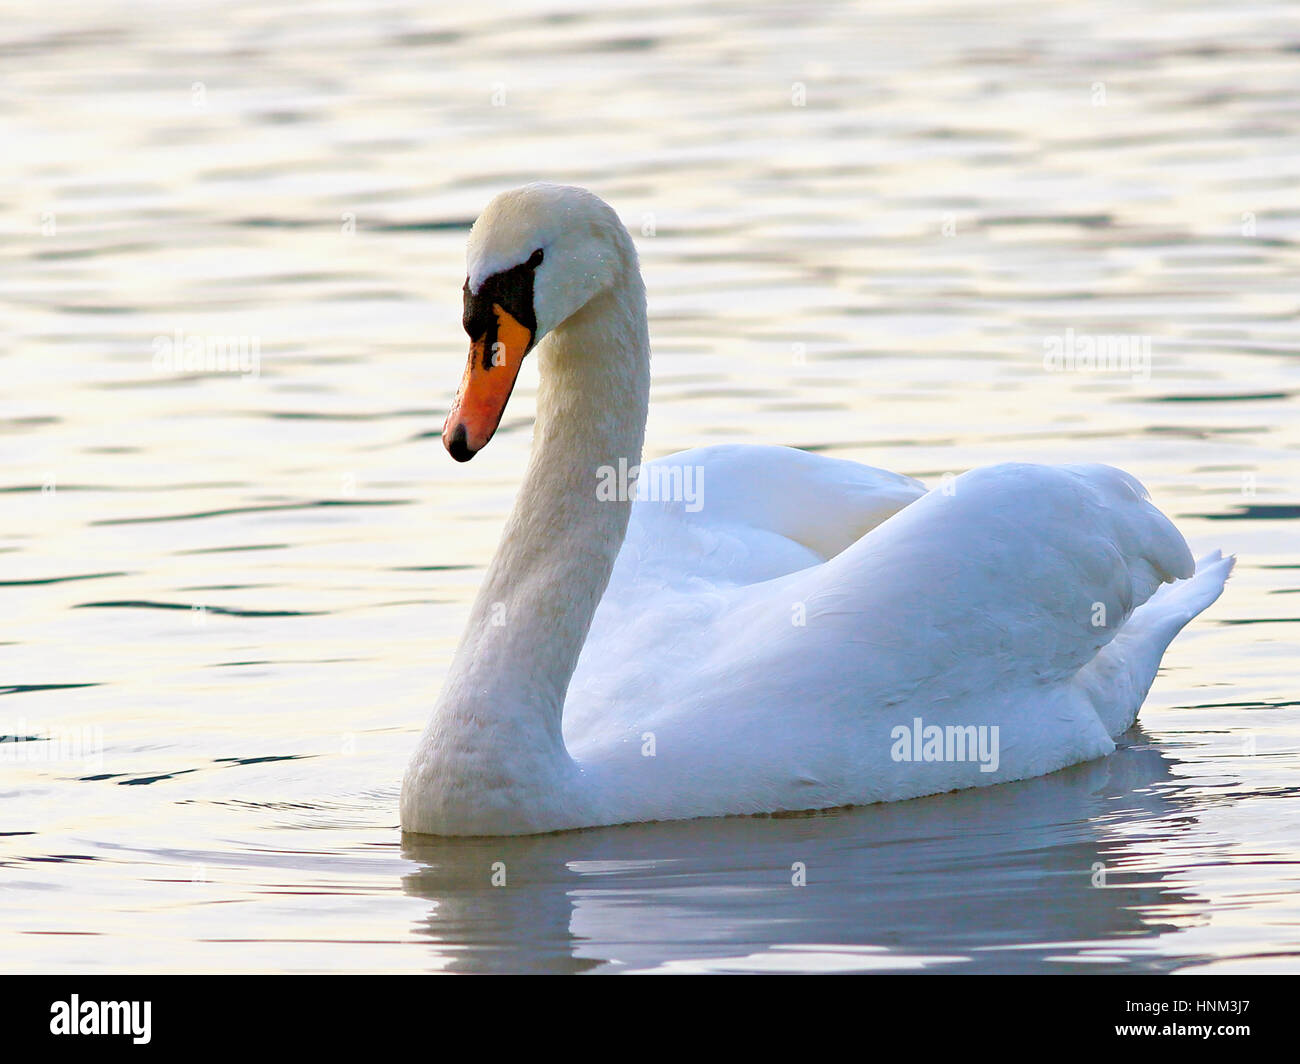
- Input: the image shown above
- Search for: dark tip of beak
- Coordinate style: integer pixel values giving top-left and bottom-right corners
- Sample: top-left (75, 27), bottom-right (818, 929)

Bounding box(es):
top-left (445, 422), bottom-right (475, 463)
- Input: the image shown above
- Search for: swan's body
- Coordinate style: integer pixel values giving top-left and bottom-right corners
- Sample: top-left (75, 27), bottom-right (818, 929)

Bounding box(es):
top-left (401, 184), bottom-right (1232, 836)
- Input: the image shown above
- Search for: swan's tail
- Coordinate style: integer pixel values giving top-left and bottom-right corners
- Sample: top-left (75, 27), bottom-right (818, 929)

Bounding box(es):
top-left (1078, 550), bottom-right (1235, 737)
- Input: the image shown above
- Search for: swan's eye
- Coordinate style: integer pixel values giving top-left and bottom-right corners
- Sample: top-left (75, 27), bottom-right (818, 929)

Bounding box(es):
top-left (527, 248), bottom-right (544, 269)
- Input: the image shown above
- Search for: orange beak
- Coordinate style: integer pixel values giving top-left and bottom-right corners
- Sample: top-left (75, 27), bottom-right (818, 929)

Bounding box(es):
top-left (443, 304), bottom-right (533, 461)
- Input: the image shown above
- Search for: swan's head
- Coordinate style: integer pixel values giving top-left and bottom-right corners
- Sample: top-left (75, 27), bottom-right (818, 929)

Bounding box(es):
top-left (443, 183), bottom-right (637, 461)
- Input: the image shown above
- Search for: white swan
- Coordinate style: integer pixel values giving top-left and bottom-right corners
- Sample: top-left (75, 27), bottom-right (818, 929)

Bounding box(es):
top-left (401, 183), bottom-right (1233, 836)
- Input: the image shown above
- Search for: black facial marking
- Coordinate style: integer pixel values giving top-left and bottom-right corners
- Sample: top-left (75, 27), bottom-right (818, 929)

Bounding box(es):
top-left (463, 254), bottom-right (541, 371)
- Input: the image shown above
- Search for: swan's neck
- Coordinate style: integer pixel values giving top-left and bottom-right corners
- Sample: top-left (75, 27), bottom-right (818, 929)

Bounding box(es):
top-left (418, 279), bottom-right (649, 819)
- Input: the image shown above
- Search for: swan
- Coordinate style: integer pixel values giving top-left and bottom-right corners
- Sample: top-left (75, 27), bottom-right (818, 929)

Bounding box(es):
top-left (400, 183), bottom-right (1233, 837)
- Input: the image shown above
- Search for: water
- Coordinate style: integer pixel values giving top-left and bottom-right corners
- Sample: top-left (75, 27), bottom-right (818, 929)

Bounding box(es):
top-left (2, 0), bottom-right (1298, 974)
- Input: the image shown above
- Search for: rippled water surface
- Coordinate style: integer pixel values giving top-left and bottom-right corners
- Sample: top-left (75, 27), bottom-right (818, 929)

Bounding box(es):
top-left (3, 0), bottom-right (1298, 973)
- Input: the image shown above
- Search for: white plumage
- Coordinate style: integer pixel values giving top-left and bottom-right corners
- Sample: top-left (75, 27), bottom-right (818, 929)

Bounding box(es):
top-left (400, 184), bottom-right (1232, 836)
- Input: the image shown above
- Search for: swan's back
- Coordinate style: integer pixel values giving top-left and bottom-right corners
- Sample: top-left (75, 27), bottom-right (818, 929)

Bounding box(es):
top-left (563, 456), bottom-right (1231, 825)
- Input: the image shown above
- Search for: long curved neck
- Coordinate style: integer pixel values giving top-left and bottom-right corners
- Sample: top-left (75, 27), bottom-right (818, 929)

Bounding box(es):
top-left (437, 277), bottom-right (650, 759)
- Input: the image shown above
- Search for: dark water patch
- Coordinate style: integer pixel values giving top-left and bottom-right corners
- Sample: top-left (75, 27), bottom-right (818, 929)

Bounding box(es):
top-left (563, 35), bottom-right (660, 53)
top-left (200, 163), bottom-right (308, 181)
top-left (366, 219), bottom-right (477, 232)
top-left (52, 179), bottom-right (159, 197)
top-left (0, 684), bottom-right (99, 697)
top-left (54, 304), bottom-right (137, 315)
top-left (235, 216), bottom-right (476, 233)
top-left (255, 110), bottom-right (314, 125)
top-left (799, 436), bottom-right (957, 454)
top-left (390, 564), bottom-right (476, 571)
top-left (22, 854), bottom-right (100, 863)
top-left (0, 26), bottom-right (128, 57)
top-left (118, 769), bottom-right (200, 786)
top-left (388, 30), bottom-right (464, 47)
top-left (0, 572), bottom-right (127, 586)
top-left (1196, 504), bottom-right (1300, 521)
top-left (33, 242), bottom-right (158, 261)
top-left (212, 658), bottom-right (362, 667)
top-left (74, 601), bottom-right (322, 618)
top-left (208, 799), bottom-right (332, 812)
top-left (234, 216), bottom-right (323, 229)
top-left (1181, 341), bottom-right (1300, 358)
top-left (79, 773), bottom-right (127, 782)
top-left (0, 417), bottom-right (60, 431)
top-left (763, 401), bottom-right (851, 412)
top-left (1148, 392), bottom-right (1292, 403)
top-left (262, 408), bottom-right (439, 421)
top-left (214, 271), bottom-right (338, 285)
top-left (0, 483), bottom-right (111, 494)
top-left (1219, 617), bottom-right (1300, 625)
top-left (96, 373), bottom-right (221, 390)
top-left (983, 213), bottom-right (1114, 229)
top-left (1145, 425), bottom-right (1262, 440)
top-left (176, 543), bottom-right (289, 555)
top-left (1187, 699), bottom-right (1300, 710)
top-left (93, 498), bottom-right (410, 526)
top-left (213, 755), bottom-right (310, 766)
top-left (179, 583), bottom-right (275, 591)
top-left (916, 126), bottom-right (1011, 141)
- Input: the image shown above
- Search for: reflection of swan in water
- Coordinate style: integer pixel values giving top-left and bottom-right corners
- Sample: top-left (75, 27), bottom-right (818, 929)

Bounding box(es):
top-left (400, 729), bottom-right (1210, 974)
top-left (401, 183), bottom-right (1232, 836)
